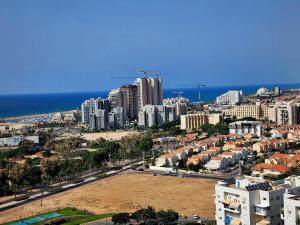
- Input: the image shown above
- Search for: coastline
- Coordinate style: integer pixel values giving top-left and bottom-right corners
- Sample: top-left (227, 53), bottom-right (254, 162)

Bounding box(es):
top-left (3, 110), bottom-right (75, 122)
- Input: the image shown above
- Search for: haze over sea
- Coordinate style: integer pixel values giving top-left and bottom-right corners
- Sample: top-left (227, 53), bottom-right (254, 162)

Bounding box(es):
top-left (1, 83), bottom-right (299, 118)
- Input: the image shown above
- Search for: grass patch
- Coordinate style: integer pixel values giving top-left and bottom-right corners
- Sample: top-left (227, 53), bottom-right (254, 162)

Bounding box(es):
top-left (3, 207), bottom-right (114, 225)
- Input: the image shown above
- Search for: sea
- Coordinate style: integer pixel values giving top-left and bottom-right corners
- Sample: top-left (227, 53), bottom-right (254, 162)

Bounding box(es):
top-left (0, 83), bottom-right (299, 118)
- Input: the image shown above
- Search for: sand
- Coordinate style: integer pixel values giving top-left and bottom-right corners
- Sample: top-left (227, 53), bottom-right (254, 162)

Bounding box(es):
top-left (0, 173), bottom-right (216, 223)
top-left (81, 131), bottom-right (140, 141)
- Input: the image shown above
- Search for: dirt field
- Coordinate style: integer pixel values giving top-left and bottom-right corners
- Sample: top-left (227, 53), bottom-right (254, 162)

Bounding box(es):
top-left (81, 131), bottom-right (139, 141)
top-left (0, 173), bottom-right (217, 224)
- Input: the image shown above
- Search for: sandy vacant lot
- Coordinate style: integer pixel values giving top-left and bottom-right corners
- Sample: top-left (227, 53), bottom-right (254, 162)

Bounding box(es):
top-left (81, 131), bottom-right (139, 141)
top-left (0, 173), bottom-right (216, 224)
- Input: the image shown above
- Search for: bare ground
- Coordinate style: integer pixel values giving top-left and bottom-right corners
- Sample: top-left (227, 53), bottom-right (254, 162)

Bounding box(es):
top-left (0, 173), bottom-right (216, 224)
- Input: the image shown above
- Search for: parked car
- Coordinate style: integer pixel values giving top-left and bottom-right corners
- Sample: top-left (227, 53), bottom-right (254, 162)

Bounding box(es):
top-left (193, 215), bottom-right (199, 219)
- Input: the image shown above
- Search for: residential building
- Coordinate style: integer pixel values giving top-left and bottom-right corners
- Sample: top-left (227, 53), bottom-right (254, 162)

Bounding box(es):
top-left (81, 98), bottom-right (110, 125)
top-left (163, 97), bottom-right (188, 119)
top-left (216, 90), bottom-right (243, 105)
top-left (229, 121), bottom-right (262, 137)
top-left (119, 84), bottom-right (139, 121)
top-left (223, 104), bottom-right (269, 120)
top-left (204, 156), bottom-right (229, 170)
top-left (108, 107), bottom-right (124, 129)
top-left (89, 109), bottom-right (106, 131)
top-left (138, 105), bottom-right (175, 127)
top-left (283, 177), bottom-right (300, 225)
top-left (215, 176), bottom-right (300, 225)
top-left (180, 113), bottom-right (209, 130)
top-left (108, 88), bottom-right (122, 108)
top-left (0, 135), bottom-right (39, 147)
top-left (268, 102), bottom-right (299, 125)
top-left (135, 77), bottom-right (163, 108)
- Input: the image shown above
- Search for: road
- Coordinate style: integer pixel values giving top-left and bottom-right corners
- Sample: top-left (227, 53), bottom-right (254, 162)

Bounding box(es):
top-left (0, 161), bottom-right (143, 212)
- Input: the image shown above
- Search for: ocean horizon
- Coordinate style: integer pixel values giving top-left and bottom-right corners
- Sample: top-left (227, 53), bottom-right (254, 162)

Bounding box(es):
top-left (1, 83), bottom-right (300, 118)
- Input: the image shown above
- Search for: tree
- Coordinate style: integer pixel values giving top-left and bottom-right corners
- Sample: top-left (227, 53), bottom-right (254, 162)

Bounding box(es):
top-left (131, 206), bottom-right (156, 224)
top-left (156, 209), bottom-right (179, 225)
top-left (112, 212), bottom-right (130, 224)
top-left (92, 150), bottom-right (108, 168)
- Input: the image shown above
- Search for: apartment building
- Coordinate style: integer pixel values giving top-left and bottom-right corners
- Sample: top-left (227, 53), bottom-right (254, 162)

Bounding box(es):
top-left (180, 113), bottom-right (221, 130)
top-left (119, 84), bottom-right (139, 121)
top-left (215, 176), bottom-right (292, 225)
top-left (283, 176), bottom-right (300, 225)
top-left (223, 104), bottom-right (269, 120)
top-left (229, 121), bottom-right (262, 137)
top-left (81, 98), bottom-right (110, 126)
top-left (268, 102), bottom-right (299, 125)
top-left (163, 97), bottom-right (188, 119)
top-left (135, 77), bottom-right (163, 108)
top-left (138, 105), bottom-right (175, 127)
top-left (216, 90), bottom-right (243, 105)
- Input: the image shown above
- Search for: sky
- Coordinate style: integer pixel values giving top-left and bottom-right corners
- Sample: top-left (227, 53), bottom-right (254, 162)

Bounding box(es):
top-left (0, 0), bottom-right (300, 95)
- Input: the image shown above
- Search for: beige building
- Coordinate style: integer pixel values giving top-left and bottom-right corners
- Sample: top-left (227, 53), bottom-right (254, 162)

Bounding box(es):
top-left (223, 104), bottom-right (269, 120)
top-left (268, 102), bottom-right (299, 125)
top-left (180, 113), bottom-right (221, 130)
top-left (180, 113), bottom-right (209, 130)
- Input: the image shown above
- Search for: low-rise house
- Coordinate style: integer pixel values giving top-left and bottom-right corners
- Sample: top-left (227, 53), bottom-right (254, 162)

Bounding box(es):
top-left (265, 153), bottom-right (297, 168)
top-left (204, 156), bottom-right (229, 170)
top-left (252, 163), bottom-right (289, 178)
top-left (221, 152), bottom-right (238, 163)
top-left (187, 154), bottom-right (207, 165)
top-left (252, 141), bottom-right (273, 153)
top-left (223, 142), bottom-right (239, 151)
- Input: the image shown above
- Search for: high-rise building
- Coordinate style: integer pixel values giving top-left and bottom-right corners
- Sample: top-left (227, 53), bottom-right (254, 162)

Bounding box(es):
top-left (138, 105), bottom-right (175, 127)
top-left (81, 98), bottom-right (111, 131)
top-left (163, 97), bottom-right (188, 119)
top-left (108, 107), bottom-right (124, 129)
top-left (108, 88), bottom-right (122, 109)
top-left (89, 109), bottom-right (106, 131)
top-left (135, 77), bottom-right (163, 108)
top-left (119, 84), bottom-right (138, 121)
top-left (216, 90), bottom-right (243, 105)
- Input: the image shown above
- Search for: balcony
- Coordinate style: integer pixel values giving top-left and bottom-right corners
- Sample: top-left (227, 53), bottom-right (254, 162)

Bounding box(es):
top-left (256, 219), bottom-right (270, 225)
top-left (222, 199), bottom-right (241, 214)
top-left (255, 203), bottom-right (270, 216)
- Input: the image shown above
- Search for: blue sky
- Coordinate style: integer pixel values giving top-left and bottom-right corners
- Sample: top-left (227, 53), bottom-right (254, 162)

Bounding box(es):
top-left (1, 0), bottom-right (300, 94)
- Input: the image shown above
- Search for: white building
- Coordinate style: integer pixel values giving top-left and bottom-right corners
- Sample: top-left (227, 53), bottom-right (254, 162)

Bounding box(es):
top-left (215, 176), bottom-right (300, 225)
top-left (163, 97), bottom-right (188, 119)
top-left (138, 105), bottom-right (175, 127)
top-left (283, 176), bottom-right (300, 225)
top-left (0, 135), bottom-right (39, 146)
top-left (229, 121), bottom-right (262, 137)
top-left (81, 98), bottom-right (110, 131)
top-left (204, 156), bottom-right (229, 171)
top-left (216, 90), bottom-right (243, 105)
top-left (108, 88), bottom-right (122, 109)
top-left (108, 107), bottom-right (124, 129)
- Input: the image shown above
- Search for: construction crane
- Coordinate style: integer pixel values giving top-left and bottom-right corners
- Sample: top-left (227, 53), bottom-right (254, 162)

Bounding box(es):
top-left (182, 83), bottom-right (207, 102)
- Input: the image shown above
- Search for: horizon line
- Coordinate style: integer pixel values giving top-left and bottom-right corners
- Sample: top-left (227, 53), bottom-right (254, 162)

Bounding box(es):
top-left (1, 82), bottom-right (299, 97)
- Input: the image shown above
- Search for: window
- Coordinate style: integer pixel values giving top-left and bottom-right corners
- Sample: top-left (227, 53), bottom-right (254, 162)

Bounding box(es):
top-left (276, 196), bottom-right (280, 200)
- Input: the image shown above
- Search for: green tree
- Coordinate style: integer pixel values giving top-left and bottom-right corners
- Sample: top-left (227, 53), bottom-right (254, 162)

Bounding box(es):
top-left (112, 212), bottom-right (131, 224)
top-left (131, 206), bottom-right (157, 224)
top-left (156, 209), bottom-right (179, 225)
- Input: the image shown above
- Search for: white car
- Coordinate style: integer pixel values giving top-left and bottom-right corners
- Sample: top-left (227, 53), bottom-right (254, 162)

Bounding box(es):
top-left (193, 215), bottom-right (199, 219)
